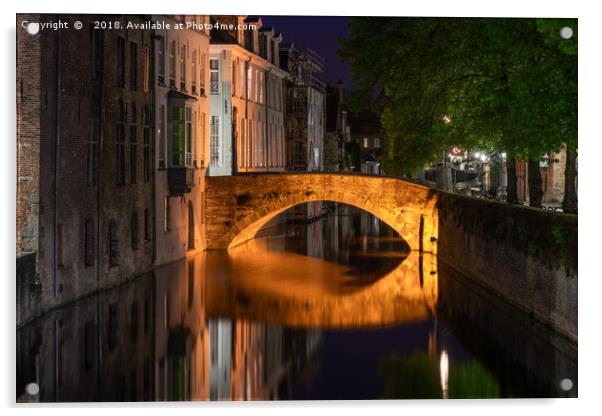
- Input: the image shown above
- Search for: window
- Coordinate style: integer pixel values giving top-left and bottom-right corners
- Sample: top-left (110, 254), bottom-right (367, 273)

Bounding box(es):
top-left (363, 137), bottom-right (369, 148)
top-left (232, 60), bottom-right (237, 97)
top-left (84, 218), bottom-right (95, 267)
top-left (169, 40), bottom-right (176, 87)
top-left (240, 62), bottom-right (245, 99)
top-left (83, 321), bottom-right (95, 370)
top-left (191, 49), bottom-right (197, 94)
top-left (259, 34), bottom-right (267, 58)
top-left (187, 260), bottom-right (195, 309)
top-left (254, 69), bottom-right (259, 102)
top-left (199, 112), bottom-right (206, 167)
top-left (259, 71), bottom-right (264, 104)
top-left (245, 29), bottom-right (254, 52)
top-left (143, 47), bottom-right (150, 93)
top-left (144, 209), bottom-right (150, 241)
top-left (294, 141), bottom-right (305, 165)
top-left (180, 44), bottom-right (186, 90)
top-left (247, 66), bottom-right (253, 101)
top-left (210, 59), bottom-right (219, 94)
top-left (108, 220), bottom-right (119, 267)
top-left (130, 124), bottom-right (137, 184)
top-left (130, 302), bottom-right (138, 341)
top-left (373, 137), bottom-right (381, 148)
top-left (170, 106), bottom-right (193, 167)
top-left (186, 108), bottom-right (193, 166)
top-left (90, 25), bottom-right (102, 80)
top-left (199, 53), bottom-right (206, 94)
top-left (107, 304), bottom-right (118, 351)
top-left (143, 105), bottom-right (150, 182)
top-left (116, 100), bottom-right (126, 185)
top-left (131, 212), bottom-right (139, 251)
top-left (117, 36), bottom-right (125, 88)
top-left (158, 105), bottom-right (166, 168)
top-left (56, 224), bottom-right (64, 268)
top-left (129, 102), bottom-right (137, 184)
top-left (87, 119), bottom-right (99, 187)
top-left (210, 116), bottom-right (220, 165)
top-left (157, 38), bottom-right (165, 84)
top-left (130, 42), bottom-right (138, 91)
top-left (164, 197), bottom-right (170, 232)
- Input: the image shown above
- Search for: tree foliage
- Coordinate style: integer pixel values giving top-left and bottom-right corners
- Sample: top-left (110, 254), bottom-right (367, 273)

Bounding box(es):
top-left (338, 17), bottom-right (577, 179)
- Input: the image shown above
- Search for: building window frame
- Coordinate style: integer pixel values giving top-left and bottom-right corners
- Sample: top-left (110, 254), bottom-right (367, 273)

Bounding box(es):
top-left (210, 115), bottom-right (220, 166)
top-left (169, 105), bottom-right (194, 167)
top-left (210, 58), bottom-right (220, 94)
top-left (84, 218), bottom-right (95, 267)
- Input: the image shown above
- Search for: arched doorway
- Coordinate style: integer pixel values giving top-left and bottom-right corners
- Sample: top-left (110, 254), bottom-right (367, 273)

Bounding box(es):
top-left (187, 201), bottom-right (195, 250)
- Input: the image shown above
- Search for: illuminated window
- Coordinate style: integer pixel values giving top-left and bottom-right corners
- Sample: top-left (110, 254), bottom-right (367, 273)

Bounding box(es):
top-left (169, 106), bottom-right (193, 167)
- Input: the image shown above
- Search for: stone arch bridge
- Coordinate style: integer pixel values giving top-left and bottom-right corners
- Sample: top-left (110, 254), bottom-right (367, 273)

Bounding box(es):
top-left (204, 173), bottom-right (439, 253)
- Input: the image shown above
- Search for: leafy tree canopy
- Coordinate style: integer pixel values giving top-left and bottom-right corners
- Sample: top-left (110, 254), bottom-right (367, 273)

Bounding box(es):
top-left (338, 17), bottom-right (577, 176)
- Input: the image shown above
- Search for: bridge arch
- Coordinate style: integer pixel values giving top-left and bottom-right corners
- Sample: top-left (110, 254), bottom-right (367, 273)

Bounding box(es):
top-left (204, 173), bottom-right (439, 253)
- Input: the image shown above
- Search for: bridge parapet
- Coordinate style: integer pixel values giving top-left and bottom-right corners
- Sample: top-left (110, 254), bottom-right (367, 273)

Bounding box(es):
top-left (204, 173), bottom-right (439, 253)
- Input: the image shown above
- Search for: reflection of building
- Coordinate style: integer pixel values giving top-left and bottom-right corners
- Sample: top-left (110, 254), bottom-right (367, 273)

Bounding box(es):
top-left (152, 15), bottom-right (211, 265)
top-left (207, 16), bottom-right (288, 176)
top-left (17, 257), bottom-right (210, 402)
top-left (280, 44), bottom-right (326, 171)
top-left (17, 268), bottom-right (157, 402)
top-left (16, 14), bottom-right (154, 324)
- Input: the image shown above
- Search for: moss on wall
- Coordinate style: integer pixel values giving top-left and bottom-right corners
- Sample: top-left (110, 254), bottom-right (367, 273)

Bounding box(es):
top-left (435, 191), bottom-right (577, 277)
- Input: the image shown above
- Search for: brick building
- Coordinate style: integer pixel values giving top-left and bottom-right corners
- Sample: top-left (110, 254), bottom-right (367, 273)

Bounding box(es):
top-left (151, 15), bottom-right (211, 265)
top-left (17, 15), bottom-right (155, 324)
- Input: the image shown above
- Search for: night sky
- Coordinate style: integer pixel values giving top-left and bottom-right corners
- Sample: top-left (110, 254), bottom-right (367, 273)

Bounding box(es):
top-left (260, 16), bottom-right (351, 87)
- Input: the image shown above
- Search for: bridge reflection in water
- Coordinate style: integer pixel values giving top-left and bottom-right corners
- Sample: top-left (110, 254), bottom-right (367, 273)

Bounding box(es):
top-left (16, 203), bottom-right (577, 402)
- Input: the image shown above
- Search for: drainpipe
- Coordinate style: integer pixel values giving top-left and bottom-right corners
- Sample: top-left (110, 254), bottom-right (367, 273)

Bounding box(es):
top-left (96, 26), bottom-right (105, 283)
top-left (264, 68), bottom-right (271, 172)
top-left (53, 18), bottom-right (61, 297)
top-left (244, 56), bottom-right (251, 173)
top-left (150, 30), bottom-right (159, 263)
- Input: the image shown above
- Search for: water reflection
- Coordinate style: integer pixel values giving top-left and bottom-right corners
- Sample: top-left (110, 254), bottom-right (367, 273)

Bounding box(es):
top-left (16, 202), bottom-right (577, 401)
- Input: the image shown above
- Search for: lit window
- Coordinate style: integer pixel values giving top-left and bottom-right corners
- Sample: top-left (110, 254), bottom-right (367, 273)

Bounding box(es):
top-left (169, 106), bottom-right (193, 167)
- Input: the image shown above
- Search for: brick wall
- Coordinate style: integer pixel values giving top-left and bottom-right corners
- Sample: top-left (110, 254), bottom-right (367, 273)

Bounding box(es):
top-left (435, 191), bottom-right (577, 341)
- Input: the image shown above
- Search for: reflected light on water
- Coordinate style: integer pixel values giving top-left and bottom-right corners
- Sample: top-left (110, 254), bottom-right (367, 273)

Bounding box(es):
top-left (440, 350), bottom-right (449, 399)
top-left (208, 237), bottom-right (438, 328)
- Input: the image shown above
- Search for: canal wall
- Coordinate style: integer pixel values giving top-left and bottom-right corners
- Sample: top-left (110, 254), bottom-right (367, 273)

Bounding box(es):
top-left (434, 191), bottom-right (578, 342)
top-left (437, 260), bottom-right (577, 397)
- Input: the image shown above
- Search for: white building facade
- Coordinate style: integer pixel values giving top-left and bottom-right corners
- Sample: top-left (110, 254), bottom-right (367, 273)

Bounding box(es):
top-left (208, 16), bottom-right (288, 176)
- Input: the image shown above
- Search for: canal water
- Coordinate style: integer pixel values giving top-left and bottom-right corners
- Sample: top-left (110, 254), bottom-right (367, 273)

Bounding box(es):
top-left (16, 202), bottom-right (577, 402)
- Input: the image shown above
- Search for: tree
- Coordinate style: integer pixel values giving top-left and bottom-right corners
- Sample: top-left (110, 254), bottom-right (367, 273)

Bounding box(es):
top-left (339, 17), bottom-right (577, 209)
